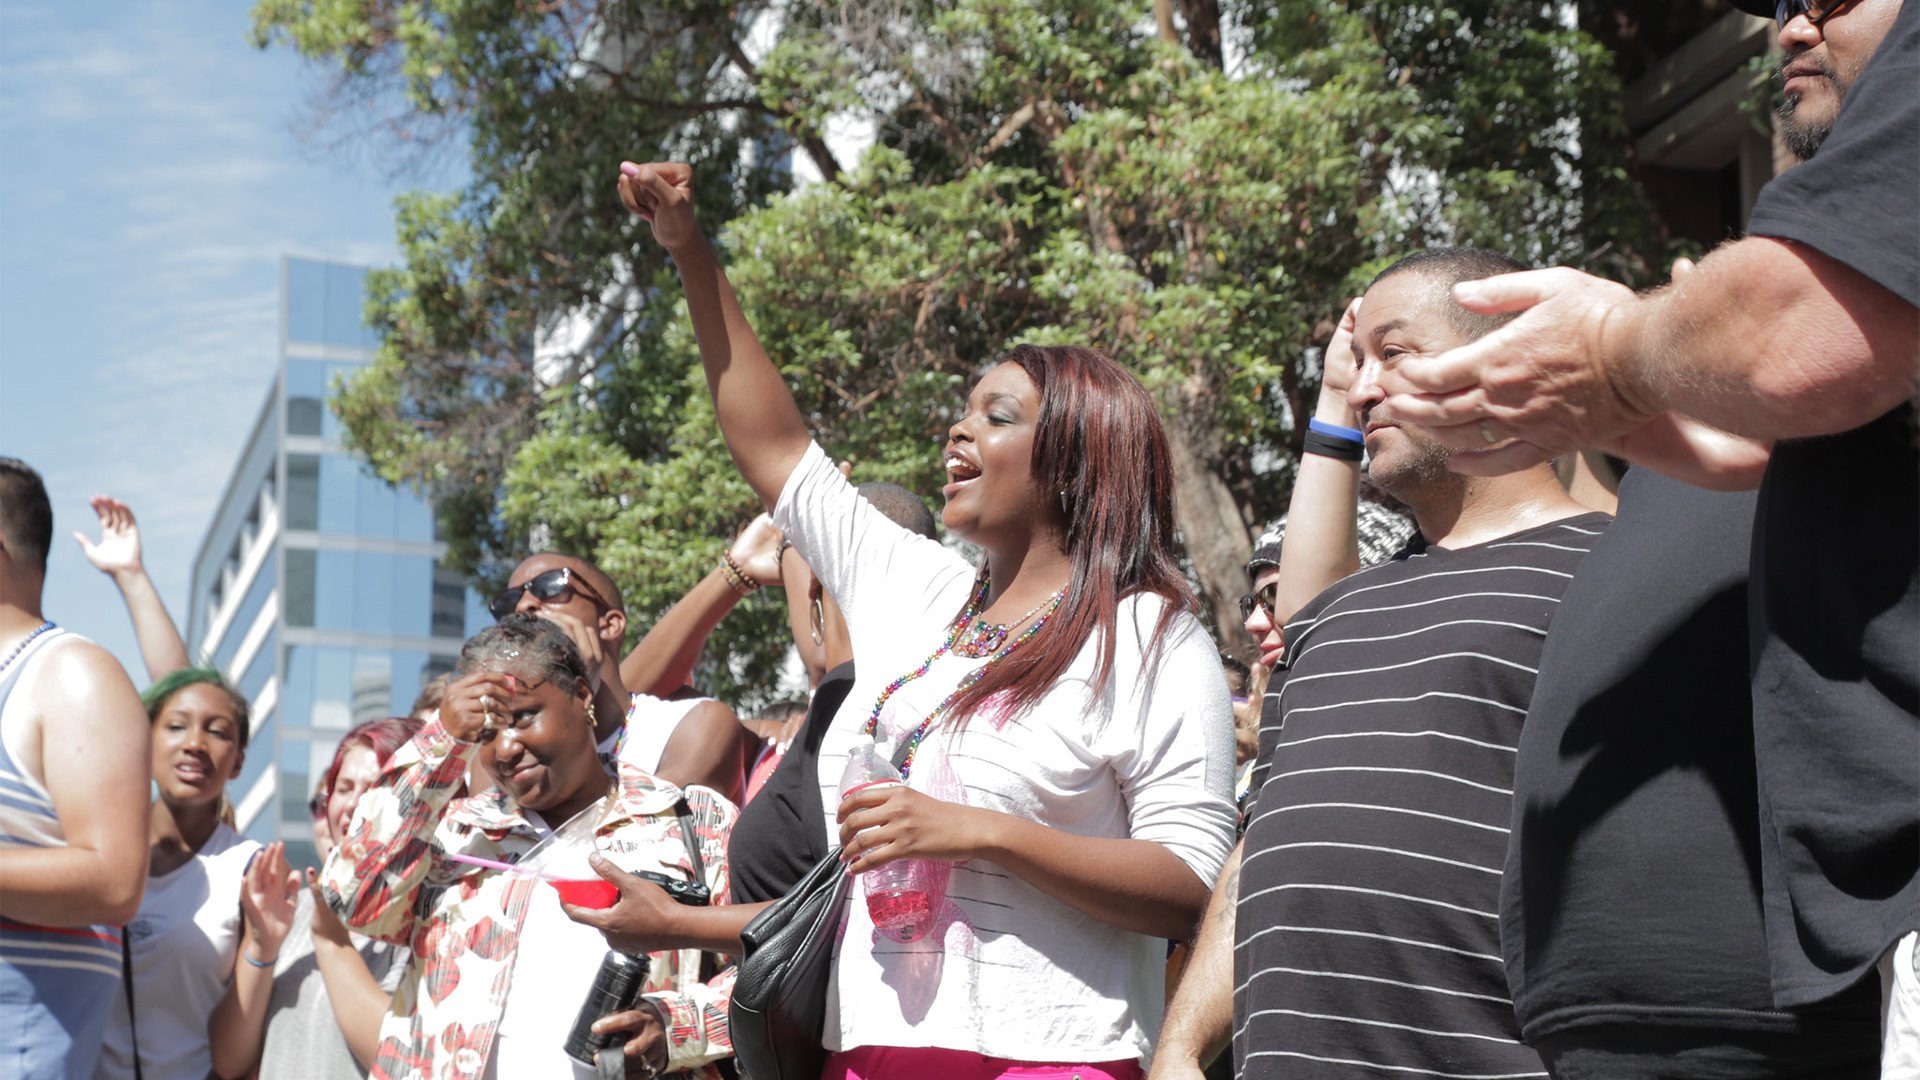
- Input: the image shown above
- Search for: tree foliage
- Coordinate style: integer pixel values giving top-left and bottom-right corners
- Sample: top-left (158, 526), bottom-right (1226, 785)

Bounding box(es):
top-left (253, 0), bottom-right (1670, 707)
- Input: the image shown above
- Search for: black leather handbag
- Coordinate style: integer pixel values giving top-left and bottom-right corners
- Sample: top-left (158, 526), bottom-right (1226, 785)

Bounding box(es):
top-left (729, 845), bottom-right (853, 1080)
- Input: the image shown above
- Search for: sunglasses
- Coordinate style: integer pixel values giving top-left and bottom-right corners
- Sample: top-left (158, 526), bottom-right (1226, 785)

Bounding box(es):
top-left (1774, 0), bottom-right (1851, 27)
top-left (488, 566), bottom-right (612, 620)
top-left (1238, 582), bottom-right (1280, 623)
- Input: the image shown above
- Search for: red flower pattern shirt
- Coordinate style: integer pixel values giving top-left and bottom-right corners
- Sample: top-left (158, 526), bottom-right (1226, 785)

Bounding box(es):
top-left (321, 720), bottom-right (738, 1080)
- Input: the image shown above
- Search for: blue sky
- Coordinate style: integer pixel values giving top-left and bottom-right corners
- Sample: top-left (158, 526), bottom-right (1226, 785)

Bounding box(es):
top-left (0, 1), bottom-right (453, 679)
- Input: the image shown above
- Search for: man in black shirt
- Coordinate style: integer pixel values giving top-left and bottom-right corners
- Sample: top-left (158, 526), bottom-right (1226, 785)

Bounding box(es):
top-left (1153, 248), bottom-right (1607, 1080)
top-left (1385, 0), bottom-right (1919, 1066)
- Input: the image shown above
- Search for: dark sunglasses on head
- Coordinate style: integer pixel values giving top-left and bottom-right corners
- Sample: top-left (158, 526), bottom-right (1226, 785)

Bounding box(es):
top-left (1238, 582), bottom-right (1280, 622)
top-left (489, 566), bottom-right (611, 620)
top-left (1775, 0), bottom-right (1850, 27)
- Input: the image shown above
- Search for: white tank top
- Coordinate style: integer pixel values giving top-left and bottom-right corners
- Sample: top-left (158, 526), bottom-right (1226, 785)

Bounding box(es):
top-left (0, 626), bottom-right (88, 848)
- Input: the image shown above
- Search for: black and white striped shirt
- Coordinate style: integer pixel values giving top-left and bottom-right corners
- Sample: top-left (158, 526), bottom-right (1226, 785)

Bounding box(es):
top-left (1234, 513), bottom-right (1607, 1079)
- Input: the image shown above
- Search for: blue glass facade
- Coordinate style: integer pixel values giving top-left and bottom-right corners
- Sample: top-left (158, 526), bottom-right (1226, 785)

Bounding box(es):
top-left (188, 256), bottom-right (490, 872)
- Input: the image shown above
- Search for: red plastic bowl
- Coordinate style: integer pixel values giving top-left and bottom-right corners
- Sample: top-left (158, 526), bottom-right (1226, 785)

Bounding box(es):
top-left (549, 878), bottom-right (618, 909)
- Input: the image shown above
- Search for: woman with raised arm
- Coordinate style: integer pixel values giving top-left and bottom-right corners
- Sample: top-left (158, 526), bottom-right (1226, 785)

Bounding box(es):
top-left (95, 669), bottom-right (292, 1080)
top-left (616, 161), bottom-right (1235, 1079)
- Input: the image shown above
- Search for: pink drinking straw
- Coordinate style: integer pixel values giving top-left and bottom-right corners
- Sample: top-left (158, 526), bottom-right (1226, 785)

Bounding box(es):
top-left (446, 851), bottom-right (563, 880)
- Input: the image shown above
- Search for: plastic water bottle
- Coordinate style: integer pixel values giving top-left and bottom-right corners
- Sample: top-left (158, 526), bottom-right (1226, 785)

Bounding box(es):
top-left (840, 736), bottom-right (937, 943)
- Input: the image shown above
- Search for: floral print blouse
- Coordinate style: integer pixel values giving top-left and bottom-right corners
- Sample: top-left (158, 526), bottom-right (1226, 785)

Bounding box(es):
top-left (321, 721), bottom-right (738, 1080)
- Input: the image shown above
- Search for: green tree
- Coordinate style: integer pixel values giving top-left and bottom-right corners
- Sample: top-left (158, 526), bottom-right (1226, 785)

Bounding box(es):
top-left (253, 0), bottom-right (1665, 707)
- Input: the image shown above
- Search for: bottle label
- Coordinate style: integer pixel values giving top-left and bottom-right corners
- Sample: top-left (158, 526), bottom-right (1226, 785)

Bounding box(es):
top-left (841, 779), bottom-right (902, 799)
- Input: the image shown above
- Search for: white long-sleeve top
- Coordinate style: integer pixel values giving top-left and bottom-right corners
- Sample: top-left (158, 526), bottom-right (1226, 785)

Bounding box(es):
top-left (773, 441), bottom-right (1237, 1064)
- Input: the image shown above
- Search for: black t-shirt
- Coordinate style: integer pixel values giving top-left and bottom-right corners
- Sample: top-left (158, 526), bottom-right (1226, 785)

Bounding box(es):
top-left (1503, 470), bottom-right (1878, 1065)
top-left (1233, 513), bottom-right (1606, 1079)
top-left (1741, 0), bottom-right (1920, 1008)
top-left (726, 662), bottom-right (856, 905)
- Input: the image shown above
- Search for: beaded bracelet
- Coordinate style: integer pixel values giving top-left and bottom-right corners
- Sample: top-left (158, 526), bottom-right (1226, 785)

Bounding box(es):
top-left (718, 551), bottom-right (760, 595)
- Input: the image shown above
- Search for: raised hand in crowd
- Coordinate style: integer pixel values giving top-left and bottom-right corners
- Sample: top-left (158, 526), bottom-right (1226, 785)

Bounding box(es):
top-left (533, 605), bottom-right (608, 688)
top-left (439, 670), bottom-right (519, 744)
top-left (618, 512), bottom-right (786, 699)
top-left (73, 494), bottom-right (189, 681)
top-left (1268, 296), bottom-right (1367, 627)
top-left (210, 841), bottom-right (301, 1080)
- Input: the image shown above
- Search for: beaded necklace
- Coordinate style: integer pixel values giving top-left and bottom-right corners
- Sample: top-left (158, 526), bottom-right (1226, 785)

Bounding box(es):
top-left (862, 574), bottom-right (1066, 781)
top-left (0, 621), bottom-right (56, 683)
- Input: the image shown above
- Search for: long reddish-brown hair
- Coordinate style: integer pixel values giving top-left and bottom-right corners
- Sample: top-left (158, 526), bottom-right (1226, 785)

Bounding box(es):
top-left (948, 344), bottom-right (1197, 723)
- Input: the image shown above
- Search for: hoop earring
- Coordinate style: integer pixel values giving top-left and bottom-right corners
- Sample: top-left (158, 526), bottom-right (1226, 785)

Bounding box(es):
top-left (809, 596), bottom-right (826, 647)
top-left (585, 699), bottom-right (598, 729)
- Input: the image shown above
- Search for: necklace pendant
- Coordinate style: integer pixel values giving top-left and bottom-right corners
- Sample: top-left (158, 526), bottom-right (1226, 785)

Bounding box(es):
top-left (955, 619), bottom-right (1008, 659)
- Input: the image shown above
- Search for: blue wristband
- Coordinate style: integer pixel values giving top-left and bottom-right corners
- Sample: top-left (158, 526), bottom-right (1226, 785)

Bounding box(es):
top-left (242, 951), bottom-right (277, 969)
top-left (1307, 418), bottom-right (1364, 444)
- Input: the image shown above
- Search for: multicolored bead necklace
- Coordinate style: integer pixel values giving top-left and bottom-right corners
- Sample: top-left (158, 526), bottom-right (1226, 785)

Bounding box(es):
top-left (0, 621), bottom-right (56, 682)
top-left (862, 573), bottom-right (1066, 782)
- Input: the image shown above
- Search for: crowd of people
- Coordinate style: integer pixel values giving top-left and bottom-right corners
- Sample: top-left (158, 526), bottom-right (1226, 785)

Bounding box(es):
top-left (0, 1), bottom-right (1913, 1078)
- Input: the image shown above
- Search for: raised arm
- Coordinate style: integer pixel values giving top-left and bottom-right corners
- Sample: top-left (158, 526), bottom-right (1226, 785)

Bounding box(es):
top-left (618, 162), bottom-right (812, 509)
top-left (1273, 298), bottom-right (1366, 622)
top-left (619, 515), bottom-right (786, 696)
top-left (0, 641), bottom-right (149, 926)
top-left (210, 843), bottom-right (299, 1079)
top-left (1149, 840), bottom-right (1242, 1079)
top-left (74, 495), bottom-right (190, 680)
top-left (320, 677), bottom-right (506, 939)
top-left (303, 872), bottom-right (394, 1070)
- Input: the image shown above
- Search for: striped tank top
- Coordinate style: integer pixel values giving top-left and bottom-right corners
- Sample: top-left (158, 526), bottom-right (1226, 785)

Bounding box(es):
top-left (0, 626), bottom-right (124, 1079)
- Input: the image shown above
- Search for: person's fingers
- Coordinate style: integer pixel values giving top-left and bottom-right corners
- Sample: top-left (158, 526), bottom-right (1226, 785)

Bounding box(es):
top-left (639, 161), bottom-right (693, 186)
top-left (1670, 256), bottom-right (1697, 282)
top-left (1388, 335), bottom-right (1508, 396)
top-left (71, 532), bottom-right (95, 557)
top-left (588, 851), bottom-right (642, 888)
top-left (617, 175), bottom-right (643, 217)
top-left (1444, 440), bottom-right (1556, 476)
top-left (1449, 269), bottom-right (1565, 314)
top-left (560, 901), bottom-right (613, 929)
top-left (1378, 383), bottom-right (1492, 428)
top-left (587, 1006), bottom-right (655, 1036)
top-left (1340, 296), bottom-right (1362, 329)
top-left (634, 164), bottom-right (679, 202)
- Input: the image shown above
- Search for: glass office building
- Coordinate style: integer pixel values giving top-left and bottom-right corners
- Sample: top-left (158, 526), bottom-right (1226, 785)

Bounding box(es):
top-left (187, 256), bottom-right (489, 870)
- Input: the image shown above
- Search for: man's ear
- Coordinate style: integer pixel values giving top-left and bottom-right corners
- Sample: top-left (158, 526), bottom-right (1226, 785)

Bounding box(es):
top-left (599, 607), bottom-right (627, 645)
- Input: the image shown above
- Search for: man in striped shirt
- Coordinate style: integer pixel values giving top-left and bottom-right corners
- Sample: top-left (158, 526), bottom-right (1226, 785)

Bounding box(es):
top-left (1153, 249), bottom-right (1607, 1080)
top-left (0, 459), bottom-right (151, 1080)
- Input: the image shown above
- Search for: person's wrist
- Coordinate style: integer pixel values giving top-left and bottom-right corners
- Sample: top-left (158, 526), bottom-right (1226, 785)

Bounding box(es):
top-left (1596, 293), bottom-right (1662, 427)
top-left (1312, 388), bottom-right (1360, 427)
top-left (108, 564), bottom-right (150, 588)
top-left (661, 229), bottom-right (711, 264)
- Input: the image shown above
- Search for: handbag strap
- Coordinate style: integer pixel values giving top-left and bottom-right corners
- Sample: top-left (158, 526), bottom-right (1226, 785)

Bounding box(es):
top-left (673, 798), bottom-right (707, 885)
top-left (121, 931), bottom-right (143, 1080)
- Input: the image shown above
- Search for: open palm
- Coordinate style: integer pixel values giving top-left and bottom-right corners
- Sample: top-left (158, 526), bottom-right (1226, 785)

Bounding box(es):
top-left (72, 495), bottom-right (143, 577)
top-left (241, 842), bottom-right (299, 957)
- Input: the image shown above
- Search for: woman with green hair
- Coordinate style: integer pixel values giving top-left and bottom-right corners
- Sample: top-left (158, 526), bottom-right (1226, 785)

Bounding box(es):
top-left (94, 668), bottom-right (302, 1080)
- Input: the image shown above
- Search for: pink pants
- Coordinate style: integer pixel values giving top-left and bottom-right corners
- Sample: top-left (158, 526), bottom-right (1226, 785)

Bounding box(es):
top-left (823, 1046), bottom-right (1145, 1080)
